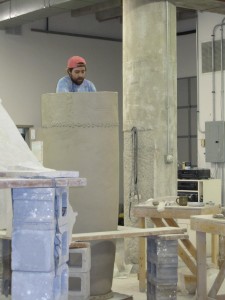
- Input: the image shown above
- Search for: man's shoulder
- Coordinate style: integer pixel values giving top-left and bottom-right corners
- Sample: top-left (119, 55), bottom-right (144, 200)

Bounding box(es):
top-left (83, 79), bottom-right (96, 91)
top-left (58, 75), bottom-right (70, 83)
top-left (56, 76), bottom-right (72, 93)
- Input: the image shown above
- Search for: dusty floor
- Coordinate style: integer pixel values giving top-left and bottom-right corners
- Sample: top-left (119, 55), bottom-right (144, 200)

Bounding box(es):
top-left (1, 239), bottom-right (224, 300)
top-left (112, 274), bottom-right (195, 300)
top-left (112, 238), bottom-right (193, 299)
top-left (111, 239), bottom-right (225, 300)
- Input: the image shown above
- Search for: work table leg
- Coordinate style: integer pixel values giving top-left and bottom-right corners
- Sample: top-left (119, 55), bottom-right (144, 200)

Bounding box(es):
top-left (138, 217), bottom-right (146, 292)
top-left (196, 231), bottom-right (207, 300)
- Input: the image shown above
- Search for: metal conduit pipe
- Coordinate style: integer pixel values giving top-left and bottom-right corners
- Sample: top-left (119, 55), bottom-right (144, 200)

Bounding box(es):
top-left (196, 18), bottom-right (205, 134)
top-left (165, 0), bottom-right (174, 162)
top-left (166, 1), bottom-right (170, 156)
top-left (211, 17), bottom-right (225, 121)
top-left (220, 17), bottom-right (225, 204)
top-left (221, 24), bottom-right (224, 121)
top-left (212, 24), bottom-right (221, 121)
top-left (212, 17), bottom-right (225, 205)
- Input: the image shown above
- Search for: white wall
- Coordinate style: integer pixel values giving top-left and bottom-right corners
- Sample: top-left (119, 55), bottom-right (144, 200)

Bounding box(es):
top-left (0, 12), bottom-right (197, 131)
top-left (0, 12), bottom-right (206, 205)
top-left (0, 12), bottom-right (122, 127)
top-left (197, 12), bottom-right (225, 202)
top-left (197, 13), bottom-right (225, 163)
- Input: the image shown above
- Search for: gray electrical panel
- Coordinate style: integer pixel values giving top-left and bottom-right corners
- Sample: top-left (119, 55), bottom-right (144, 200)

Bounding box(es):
top-left (205, 121), bottom-right (225, 163)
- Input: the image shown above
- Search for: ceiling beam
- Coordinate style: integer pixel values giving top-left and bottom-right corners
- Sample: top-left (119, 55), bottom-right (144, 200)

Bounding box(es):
top-left (71, 0), bottom-right (121, 17)
top-left (176, 8), bottom-right (197, 20)
top-left (170, 0), bottom-right (225, 14)
top-left (96, 6), bottom-right (122, 22)
top-left (70, 0), bottom-right (225, 23)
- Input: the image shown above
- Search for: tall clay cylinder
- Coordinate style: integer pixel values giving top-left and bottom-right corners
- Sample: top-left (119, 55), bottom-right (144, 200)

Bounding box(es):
top-left (36, 92), bottom-right (119, 297)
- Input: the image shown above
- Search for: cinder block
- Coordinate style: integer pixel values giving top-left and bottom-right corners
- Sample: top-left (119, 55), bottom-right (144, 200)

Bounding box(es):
top-left (12, 187), bottom-right (55, 223)
top-left (0, 277), bottom-right (11, 297)
top-left (148, 252), bottom-right (178, 265)
top-left (55, 187), bottom-right (69, 226)
top-left (147, 280), bottom-right (177, 300)
top-left (147, 237), bottom-right (178, 258)
top-left (69, 242), bottom-right (91, 272)
top-left (69, 269), bottom-right (90, 300)
top-left (147, 261), bottom-right (178, 283)
top-left (12, 187), bottom-right (69, 226)
top-left (12, 224), bottom-right (69, 272)
top-left (0, 239), bottom-right (11, 296)
top-left (54, 263), bottom-right (69, 300)
top-left (12, 263), bottom-right (68, 300)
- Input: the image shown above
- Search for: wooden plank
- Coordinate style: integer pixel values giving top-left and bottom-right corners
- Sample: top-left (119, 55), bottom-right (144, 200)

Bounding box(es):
top-left (0, 177), bottom-right (87, 189)
top-left (165, 218), bottom-right (196, 259)
top-left (212, 234), bottom-right (219, 266)
top-left (208, 259), bottom-right (225, 298)
top-left (151, 217), bottom-right (167, 227)
top-left (178, 243), bottom-right (197, 275)
top-left (191, 215), bottom-right (225, 236)
top-left (196, 231), bottom-right (207, 300)
top-left (156, 233), bottom-right (189, 240)
top-left (0, 170), bottom-right (79, 178)
top-left (149, 219), bottom-right (188, 239)
top-left (72, 227), bottom-right (186, 242)
top-left (0, 230), bottom-right (10, 240)
top-left (138, 218), bottom-right (146, 293)
top-left (133, 205), bottom-right (221, 219)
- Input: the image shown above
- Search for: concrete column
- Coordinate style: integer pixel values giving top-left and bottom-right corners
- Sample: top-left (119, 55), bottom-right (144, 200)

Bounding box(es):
top-left (123, 0), bottom-right (177, 263)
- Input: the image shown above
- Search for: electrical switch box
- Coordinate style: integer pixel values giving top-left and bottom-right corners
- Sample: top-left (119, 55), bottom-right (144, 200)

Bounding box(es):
top-left (205, 121), bottom-right (225, 163)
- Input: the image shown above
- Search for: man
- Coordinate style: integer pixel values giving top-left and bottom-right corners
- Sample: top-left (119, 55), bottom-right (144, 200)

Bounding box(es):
top-left (56, 56), bottom-right (96, 93)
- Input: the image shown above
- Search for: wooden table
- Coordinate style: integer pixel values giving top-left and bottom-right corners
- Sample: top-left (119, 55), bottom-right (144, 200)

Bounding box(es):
top-left (191, 215), bottom-right (225, 300)
top-left (133, 204), bottom-right (221, 292)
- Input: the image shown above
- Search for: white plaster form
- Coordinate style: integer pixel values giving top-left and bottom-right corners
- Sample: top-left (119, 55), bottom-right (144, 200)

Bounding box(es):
top-left (0, 100), bottom-right (77, 239)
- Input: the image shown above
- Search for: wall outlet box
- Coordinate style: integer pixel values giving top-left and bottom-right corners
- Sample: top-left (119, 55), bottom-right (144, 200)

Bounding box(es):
top-left (205, 121), bottom-right (225, 163)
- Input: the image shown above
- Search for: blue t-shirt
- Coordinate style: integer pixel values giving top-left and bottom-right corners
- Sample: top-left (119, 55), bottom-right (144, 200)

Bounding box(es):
top-left (56, 76), bottom-right (96, 93)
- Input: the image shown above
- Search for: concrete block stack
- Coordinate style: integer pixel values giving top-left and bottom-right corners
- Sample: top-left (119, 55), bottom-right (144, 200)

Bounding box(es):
top-left (11, 187), bottom-right (70, 300)
top-left (0, 239), bottom-right (11, 297)
top-left (147, 237), bottom-right (178, 300)
top-left (68, 242), bottom-right (91, 300)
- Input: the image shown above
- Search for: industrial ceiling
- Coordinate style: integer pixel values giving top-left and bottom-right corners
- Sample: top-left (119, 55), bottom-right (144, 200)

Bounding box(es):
top-left (0, 0), bottom-right (225, 29)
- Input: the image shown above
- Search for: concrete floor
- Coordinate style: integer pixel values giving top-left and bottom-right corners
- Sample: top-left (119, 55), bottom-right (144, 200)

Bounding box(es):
top-left (112, 239), bottom-right (225, 300)
top-left (2, 239), bottom-right (224, 300)
top-left (112, 274), bottom-right (195, 300)
top-left (112, 238), bottom-right (195, 299)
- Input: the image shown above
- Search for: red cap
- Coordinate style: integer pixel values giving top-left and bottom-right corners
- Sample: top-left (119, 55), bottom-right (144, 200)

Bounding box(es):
top-left (67, 56), bottom-right (86, 68)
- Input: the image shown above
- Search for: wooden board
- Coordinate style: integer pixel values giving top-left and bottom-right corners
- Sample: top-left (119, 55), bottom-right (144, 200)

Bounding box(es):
top-left (133, 205), bottom-right (221, 219)
top-left (191, 215), bottom-right (225, 235)
top-left (0, 170), bottom-right (79, 178)
top-left (0, 177), bottom-right (86, 189)
top-left (0, 230), bottom-right (10, 240)
top-left (72, 227), bottom-right (186, 242)
top-left (0, 227), bottom-right (187, 242)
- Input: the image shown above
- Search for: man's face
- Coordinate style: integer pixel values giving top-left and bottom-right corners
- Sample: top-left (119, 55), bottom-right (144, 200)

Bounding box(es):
top-left (69, 66), bottom-right (86, 85)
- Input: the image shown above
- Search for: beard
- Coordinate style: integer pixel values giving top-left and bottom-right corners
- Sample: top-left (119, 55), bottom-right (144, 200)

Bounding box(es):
top-left (71, 77), bottom-right (84, 86)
